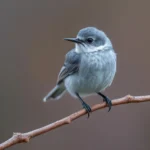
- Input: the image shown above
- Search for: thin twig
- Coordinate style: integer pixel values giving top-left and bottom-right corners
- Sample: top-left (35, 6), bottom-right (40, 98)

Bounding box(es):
top-left (1, 94), bottom-right (150, 150)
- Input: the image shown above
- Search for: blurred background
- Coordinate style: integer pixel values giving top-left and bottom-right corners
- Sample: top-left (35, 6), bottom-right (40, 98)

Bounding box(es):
top-left (1, 0), bottom-right (150, 149)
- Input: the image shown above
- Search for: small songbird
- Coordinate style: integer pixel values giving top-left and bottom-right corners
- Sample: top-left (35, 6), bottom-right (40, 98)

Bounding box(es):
top-left (43, 27), bottom-right (116, 117)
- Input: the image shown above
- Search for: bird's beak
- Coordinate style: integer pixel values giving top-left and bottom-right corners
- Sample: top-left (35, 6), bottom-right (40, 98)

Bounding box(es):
top-left (64, 38), bottom-right (82, 44)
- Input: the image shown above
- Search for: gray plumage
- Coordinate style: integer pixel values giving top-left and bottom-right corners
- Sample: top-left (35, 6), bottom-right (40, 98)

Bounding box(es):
top-left (43, 27), bottom-right (116, 113)
top-left (64, 48), bottom-right (116, 98)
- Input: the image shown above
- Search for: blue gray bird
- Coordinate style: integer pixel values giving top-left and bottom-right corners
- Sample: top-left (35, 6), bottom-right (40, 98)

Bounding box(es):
top-left (43, 27), bottom-right (116, 117)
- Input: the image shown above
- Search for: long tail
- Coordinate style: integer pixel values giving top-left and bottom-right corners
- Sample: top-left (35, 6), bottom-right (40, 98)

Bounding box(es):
top-left (43, 84), bottom-right (66, 102)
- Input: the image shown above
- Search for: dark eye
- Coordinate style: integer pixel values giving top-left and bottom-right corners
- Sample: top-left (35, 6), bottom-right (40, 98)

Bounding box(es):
top-left (87, 38), bottom-right (94, 43)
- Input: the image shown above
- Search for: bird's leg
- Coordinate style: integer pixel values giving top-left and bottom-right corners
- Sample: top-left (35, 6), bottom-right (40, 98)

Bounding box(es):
top-left (75, 93), bottom-right (92, 118)
top-left (97, 92), bottom-right (112, 112)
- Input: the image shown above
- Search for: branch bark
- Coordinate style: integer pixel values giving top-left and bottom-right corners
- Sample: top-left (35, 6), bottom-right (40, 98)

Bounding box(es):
top-left (1, 94), bottom-right (150, 150)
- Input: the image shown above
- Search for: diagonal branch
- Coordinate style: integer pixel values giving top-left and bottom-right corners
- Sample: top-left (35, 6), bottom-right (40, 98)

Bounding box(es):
top-left (1, 94), bottom-right (150, 150)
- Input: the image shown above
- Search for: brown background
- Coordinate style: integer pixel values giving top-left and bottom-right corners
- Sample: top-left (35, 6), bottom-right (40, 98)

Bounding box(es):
top-left (1, 0), bottom-right (150, 150)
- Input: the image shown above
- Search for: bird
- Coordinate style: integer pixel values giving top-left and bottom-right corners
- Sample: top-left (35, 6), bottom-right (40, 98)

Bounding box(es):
top-left (43, 27), bottom-right (116, 117)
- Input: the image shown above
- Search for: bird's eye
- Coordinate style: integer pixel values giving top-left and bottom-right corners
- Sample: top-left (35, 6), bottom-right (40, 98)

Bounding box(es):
top-left (87, 38), bottom-right (94, 43)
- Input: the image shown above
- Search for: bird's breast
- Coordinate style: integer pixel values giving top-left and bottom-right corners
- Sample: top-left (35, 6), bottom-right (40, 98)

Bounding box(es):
top-left (65, 50), bottom-right (116, 96)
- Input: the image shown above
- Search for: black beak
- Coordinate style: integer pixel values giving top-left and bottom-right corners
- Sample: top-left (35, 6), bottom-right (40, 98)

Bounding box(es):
top-left (64, 38), bottom-right (82, 44)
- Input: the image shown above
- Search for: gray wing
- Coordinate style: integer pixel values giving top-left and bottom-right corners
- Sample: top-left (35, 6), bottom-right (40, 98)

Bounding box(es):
top-left (57, 49), bottom-right (81, 84)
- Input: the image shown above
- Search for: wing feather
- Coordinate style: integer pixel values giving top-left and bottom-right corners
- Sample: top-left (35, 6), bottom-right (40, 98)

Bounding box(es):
top-left (57, 49), bottom-right (81, 84)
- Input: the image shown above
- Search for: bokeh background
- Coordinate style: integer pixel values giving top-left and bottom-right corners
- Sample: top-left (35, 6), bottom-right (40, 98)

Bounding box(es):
top-left (1, 0), bottom-right (150, 149)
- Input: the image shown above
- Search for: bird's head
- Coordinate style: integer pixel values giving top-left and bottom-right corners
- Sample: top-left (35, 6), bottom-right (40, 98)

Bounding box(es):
top-left (64, 27), bottom-right (112, 53)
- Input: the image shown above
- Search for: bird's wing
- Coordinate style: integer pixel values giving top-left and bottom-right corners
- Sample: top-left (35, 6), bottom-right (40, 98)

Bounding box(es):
top-left (57, 49), bottom-right (81, 84)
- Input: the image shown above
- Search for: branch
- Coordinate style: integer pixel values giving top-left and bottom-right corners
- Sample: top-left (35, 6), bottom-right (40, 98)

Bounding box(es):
top-left (1, 94), bottom-right (150, 150)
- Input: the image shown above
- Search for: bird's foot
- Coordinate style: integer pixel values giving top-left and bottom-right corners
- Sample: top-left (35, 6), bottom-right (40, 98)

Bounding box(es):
top-left (97, 92), bottom-right (112, 112)
top-left (82, 102), bottom-right (92, 118)
top-left (103, 96), bottom-right (112, 112)
top-left (75, 92), bottom-right (92, 118)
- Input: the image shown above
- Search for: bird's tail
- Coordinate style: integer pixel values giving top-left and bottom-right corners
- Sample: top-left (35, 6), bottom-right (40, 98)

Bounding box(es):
top-left (43, 84), bottom-right (66, 102)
